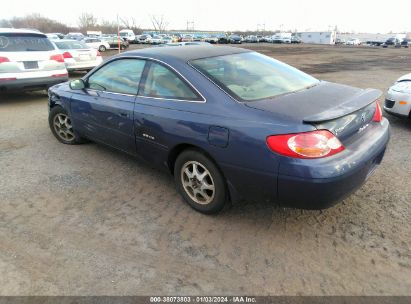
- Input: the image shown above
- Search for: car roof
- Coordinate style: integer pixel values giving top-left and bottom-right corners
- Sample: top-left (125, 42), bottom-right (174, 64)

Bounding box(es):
top-left (122, 45), bottom-right (250, 62)
top-left (0, 28), bottom-right (44, 35)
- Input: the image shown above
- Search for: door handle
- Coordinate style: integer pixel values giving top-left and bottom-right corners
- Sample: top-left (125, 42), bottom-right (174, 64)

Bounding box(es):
top-left (119, 112), bottom-right (128, 117)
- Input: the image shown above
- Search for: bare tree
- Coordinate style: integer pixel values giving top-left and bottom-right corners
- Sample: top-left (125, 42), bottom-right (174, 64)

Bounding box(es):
top-left (78, 13), bottom-right (98, 30)
top-left (119, 16), bottom-right (142, 34)
top-left (7, 14), bottom-right (70, 33)
top-left (150, 15), bottom-right (169, 33)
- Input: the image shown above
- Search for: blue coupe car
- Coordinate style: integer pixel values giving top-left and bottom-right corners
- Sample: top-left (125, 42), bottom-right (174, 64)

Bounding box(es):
top-left (48, 46), bottom-right (390, 214)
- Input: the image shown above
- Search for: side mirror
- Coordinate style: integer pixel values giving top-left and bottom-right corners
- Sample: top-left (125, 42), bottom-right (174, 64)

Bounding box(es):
top-left (69, 79), bottom-right (85, 90)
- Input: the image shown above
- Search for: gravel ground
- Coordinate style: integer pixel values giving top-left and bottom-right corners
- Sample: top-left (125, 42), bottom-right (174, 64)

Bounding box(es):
top-left (0, 44), bottom-right (410, 295)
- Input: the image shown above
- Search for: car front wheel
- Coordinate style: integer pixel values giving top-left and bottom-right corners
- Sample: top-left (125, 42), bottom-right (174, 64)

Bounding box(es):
top-left (99, 45), bottom-right (106, 52)
top-left (49, 106), bottom-right (84, 145)
top-left (174, 150), bottom-right (227, 214)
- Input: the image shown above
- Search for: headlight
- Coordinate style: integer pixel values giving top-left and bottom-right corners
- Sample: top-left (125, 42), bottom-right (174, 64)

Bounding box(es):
top-left (391, 81), bottom-right (411, 93)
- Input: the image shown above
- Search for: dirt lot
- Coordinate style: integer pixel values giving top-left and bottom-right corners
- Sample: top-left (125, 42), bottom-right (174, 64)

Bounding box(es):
top-left (0, 44), bottom-right (410, 295)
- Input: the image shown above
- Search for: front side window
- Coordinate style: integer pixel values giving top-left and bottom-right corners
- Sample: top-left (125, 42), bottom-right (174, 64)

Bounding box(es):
top-left (141, 62), bottom-right (201, 101)
top-left (191, 52), bottom-right (319, 101)
top-left (87, 59), bottom-right (145, 95)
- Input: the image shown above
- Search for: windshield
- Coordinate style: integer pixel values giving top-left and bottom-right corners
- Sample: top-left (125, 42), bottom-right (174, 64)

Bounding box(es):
top-left (120, 32), bottom-right (128, 36)
top-left (0, 33), bottom-right (54, 52)
top-left (191, 52), bottom-right (319, 101)
top-left (55, 41), bottom-right (89, 50)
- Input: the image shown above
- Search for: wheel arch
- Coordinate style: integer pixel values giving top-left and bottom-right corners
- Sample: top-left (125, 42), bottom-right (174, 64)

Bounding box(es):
top-left (167, 143), bottom-right (240, 203)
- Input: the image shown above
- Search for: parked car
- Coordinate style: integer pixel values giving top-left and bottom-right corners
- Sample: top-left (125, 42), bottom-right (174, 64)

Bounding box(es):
top-left (65, 32), bottom-right (84, 41)
top-left (291, 36), bottom-right (302, 44)
top-left (256, 35), bottom-right (264, 42)
top-left (46, 33), bottom-right (61, 41)
top-left (0, 28), bottom-right (68, 92)
top-left (150, 35), bottom-right (164, 45)
top-left (54, 40), bottom-right (103, 72)
top-left (101, 35), bottom-right (129, 50)
top-left (119, 29), bottom-right (136, 43)
top-left (181, 35), bottom-right (194, 42)
top-left (229, 35), bottom-right (242, 44)
top-left (384, 37), bottom-right (396, 46)
top-left (83, 38), bottom-right (110, 52)
top-left (205, 35), bottom-right (219, 44)
top-left (384, 73), bottom-right (411, 118)
top-left (135, 34), bottom-right (152, 44)
top-left (244, 35), bottom-right (258, 43)
top-left (401, 39), bottom-right (410, 48)
top-left (346, 38), bottom-right (361, 46)
top-left (217, 35), bottom-right (229, 44)
top-left (47, 46), bottom-right (389, 214)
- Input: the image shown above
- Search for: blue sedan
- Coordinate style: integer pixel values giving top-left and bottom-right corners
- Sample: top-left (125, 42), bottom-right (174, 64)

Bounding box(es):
top-left (48, 46), bottom-right (390, 214)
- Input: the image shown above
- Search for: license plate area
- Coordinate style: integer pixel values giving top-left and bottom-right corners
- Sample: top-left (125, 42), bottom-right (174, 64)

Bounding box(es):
top-left (23, 61), bottom-right (39, 69)
top-left (79, 54), bottom-right (90, 61)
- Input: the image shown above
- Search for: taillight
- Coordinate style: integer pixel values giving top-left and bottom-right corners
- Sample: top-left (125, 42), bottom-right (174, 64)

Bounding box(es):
top-left (97, 51), bottom-right (101, 56)
top-left (63, 52), bottom-right (73, 59)
top-left (50, 54), bottom-right (64, 62)
top-left (266, 130), bottom-right (345, 159)
top-left (0, 57), bottom-right (10, 64)
top-left (373, 101), bottom-right (383, 122)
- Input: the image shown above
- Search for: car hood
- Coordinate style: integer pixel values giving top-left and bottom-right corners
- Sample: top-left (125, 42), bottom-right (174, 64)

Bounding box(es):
top-left (397, 73), bottom-right (411, 82)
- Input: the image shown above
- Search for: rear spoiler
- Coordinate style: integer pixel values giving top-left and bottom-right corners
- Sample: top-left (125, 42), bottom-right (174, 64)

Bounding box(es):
top-left (303, 89), bottom-right (381, 123)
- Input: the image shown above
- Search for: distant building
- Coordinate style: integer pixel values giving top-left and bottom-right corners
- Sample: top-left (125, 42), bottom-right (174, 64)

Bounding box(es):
top-left (296, 31), bottom-right (336, 44)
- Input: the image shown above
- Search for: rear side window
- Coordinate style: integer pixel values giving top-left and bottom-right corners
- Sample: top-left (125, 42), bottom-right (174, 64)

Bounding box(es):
top-left (55, 41), bottom-right (88, 49)
top-left (0, 33), bottom-right (54, 52)
top-left (87, 59), bottom-right (145, 95)
top-left (141, 62), bottom-right (202, 101)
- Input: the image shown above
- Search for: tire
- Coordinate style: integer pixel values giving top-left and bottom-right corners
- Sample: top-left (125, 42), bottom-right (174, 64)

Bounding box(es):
top-left (99, 45), bottom-right (106, 52)
top-left (174, 149), bottom-right (227, 214)
top-left (49, 106), bottom-right (84, 145)
top-left (120, 45), bottom-right (126, 50)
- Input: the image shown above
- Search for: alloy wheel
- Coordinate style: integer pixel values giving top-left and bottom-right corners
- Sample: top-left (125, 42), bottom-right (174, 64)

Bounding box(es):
top-left (53, 113), bottom-right (75, 142)
top-left (181, 161), bottom-right (215, 205)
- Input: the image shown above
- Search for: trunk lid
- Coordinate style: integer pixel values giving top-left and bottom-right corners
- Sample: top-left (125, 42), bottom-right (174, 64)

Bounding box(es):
top-left (245, 81), bottom-right (381, 140)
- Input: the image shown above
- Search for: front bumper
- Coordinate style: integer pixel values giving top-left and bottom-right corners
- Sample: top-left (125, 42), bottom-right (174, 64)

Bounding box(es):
top-left (383, 89), bottom-right (411, 117)
top-left (277, 118), bottom-right (390, 209)
top-left (0, 75), bottom-right (68, 91)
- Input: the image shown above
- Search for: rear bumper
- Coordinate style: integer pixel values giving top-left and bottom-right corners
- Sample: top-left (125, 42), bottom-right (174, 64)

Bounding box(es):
top-left (0, 75), bottom-right (68, 91)
top-left (277, 118), bottom-right (390, 209)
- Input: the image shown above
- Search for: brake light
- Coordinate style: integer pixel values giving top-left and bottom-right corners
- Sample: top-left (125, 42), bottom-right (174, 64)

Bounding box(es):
top-left (266, 130), bottom-right (345, 159)
top-left (63, 52), bottom-right (73, 59)
top-left (0, 57), bottom-right (10, 64)
top-left (51, 73), bottom-right (68, 77)
top-left (97, 51), bottom-right (101, 56)
top-left (373, 102), bottom-right (383, 122)
top-left (50, 54), bottom-right (64, 62)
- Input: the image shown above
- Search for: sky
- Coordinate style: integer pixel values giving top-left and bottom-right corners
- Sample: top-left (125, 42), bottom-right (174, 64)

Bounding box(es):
top-left (2, 0), bottom-right (411, 33)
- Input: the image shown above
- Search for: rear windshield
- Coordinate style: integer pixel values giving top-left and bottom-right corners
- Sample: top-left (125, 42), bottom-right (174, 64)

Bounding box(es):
top-left (191, 52), bottom-right (319, 101)
top-left (0, 33), bottom-right (54, 52)
top-left (55, 41), bottom-right (89, 50)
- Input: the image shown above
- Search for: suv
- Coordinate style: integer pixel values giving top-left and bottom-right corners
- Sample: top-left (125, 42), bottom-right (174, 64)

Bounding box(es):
top-left (0, 28), bottom-right (68, 92)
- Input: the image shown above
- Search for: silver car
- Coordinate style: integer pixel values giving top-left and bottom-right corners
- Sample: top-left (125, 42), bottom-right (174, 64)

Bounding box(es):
top-left (0, 28), bottom-right (68, 92)
top-left (384, 73), bottom-right (411, 118)
top-left (54, 40), bottom-right (103, 72)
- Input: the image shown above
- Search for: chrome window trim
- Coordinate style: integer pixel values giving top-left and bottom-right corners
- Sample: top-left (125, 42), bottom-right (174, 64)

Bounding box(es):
top-left (86, 55), bottom-right (206, 103)
top-left (84, 88), bottom-right (136, 98)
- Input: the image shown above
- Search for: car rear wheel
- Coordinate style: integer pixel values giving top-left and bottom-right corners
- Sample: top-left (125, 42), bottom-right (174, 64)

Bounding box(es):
top-left (49, 106), bottom-right (84, 145)
top-left (99, 45), bottom-right (106, 52)
top-left (174, 150), bottom-right (227, 214)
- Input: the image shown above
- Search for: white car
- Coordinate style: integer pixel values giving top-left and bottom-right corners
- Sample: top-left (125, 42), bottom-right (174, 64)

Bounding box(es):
top-left (54, 40), bottom-right (103, 72)
top-left (150, 35), bottom-right (164, 45)
top-left (346, 38), bottom-right (361, 45)
top-left (119, 29), bottom-right (135, 43)
top-left (83, 37), bottom-right (110, 52)
top-left (0, 28), bottom-right (68, 92)
top-left (384, 73), bottom-right (411, 118)
top-left (46, 33), bottom-right (60, 41)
